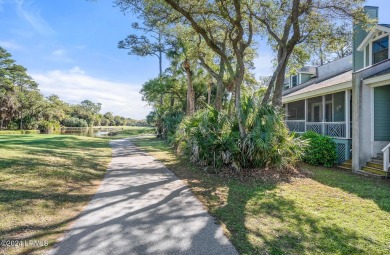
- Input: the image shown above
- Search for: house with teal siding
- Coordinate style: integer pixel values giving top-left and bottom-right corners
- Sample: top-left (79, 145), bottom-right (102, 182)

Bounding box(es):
top-left (282, 6), bottom-right (390, 178)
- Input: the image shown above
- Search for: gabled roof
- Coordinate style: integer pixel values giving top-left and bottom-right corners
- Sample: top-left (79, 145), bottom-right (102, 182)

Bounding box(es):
top-left (283, 55), bottom-right (352, 98)
top-left (357, 24), bottom-right (390, 52)
top-left (283, 71), bottom-right (352, 103)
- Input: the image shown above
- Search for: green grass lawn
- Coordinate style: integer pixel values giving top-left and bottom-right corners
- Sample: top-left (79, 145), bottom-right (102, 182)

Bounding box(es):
top-left (132, 137), bottom-right (390, 255)
top-left (0, 134), bottom-right (111, 255)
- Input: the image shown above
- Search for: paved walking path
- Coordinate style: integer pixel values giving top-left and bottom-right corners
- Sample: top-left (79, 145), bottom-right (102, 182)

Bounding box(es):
top-left (51, 139), bottom-right (237, 255)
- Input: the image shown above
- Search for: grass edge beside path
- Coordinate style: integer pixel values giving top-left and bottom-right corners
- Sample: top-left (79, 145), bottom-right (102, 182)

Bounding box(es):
top-left (131, 136), bottom-right (390, 255)
top-left (0, 134), bottom-right (112, 255)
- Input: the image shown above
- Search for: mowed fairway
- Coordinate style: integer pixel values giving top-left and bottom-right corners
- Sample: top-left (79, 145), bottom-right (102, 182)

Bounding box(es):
top-left (133, 137), bottom-right (390, 255)
top-left (0, 135), bottom-right (111, 255)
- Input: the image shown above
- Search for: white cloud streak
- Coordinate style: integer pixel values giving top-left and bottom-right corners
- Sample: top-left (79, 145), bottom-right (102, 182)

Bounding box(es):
top-left (14, 0), bottom-right (55, 36)
top-left (30, 67), bottom-right (152, 120)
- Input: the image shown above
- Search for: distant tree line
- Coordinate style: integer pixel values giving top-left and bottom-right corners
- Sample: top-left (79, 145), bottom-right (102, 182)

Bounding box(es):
top-left (0, 47), bottom-right (145, 130)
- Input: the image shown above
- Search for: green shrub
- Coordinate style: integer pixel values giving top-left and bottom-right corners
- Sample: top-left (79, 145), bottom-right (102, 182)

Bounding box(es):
top-left (301, 131), bottom-right (337, 167)
top-left (175, 99), bottom-right (306, 170)
top-left (38, 121), bottom-right (60, 134)
top-left (62, 117), bottom-right (88, 127)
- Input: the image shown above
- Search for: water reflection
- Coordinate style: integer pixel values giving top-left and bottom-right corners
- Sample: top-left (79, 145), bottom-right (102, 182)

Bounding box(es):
top-left (60, 128), bottom-right (121, 138)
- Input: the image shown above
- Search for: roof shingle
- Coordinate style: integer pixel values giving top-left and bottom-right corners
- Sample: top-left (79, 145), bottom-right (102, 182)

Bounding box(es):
top-left (283, 71), bottom-right (352, 99)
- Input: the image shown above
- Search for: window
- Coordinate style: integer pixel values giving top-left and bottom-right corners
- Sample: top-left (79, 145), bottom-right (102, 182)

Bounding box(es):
top-left (291, 75), bottom-right (298, 87)
top-left (372, 36), bottom-right (389, 64)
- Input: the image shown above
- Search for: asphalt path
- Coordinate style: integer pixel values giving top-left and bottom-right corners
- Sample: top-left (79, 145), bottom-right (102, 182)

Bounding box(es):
top-left (50, 138), bottom-right (238, 255)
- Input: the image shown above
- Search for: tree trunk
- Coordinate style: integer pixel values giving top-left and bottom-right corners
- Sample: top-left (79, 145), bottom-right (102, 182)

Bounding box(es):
top-left (207, 82), bottom-right (212, 105)
top-left (272, 59), bottom-right (289, 107)
top-left (170, 95), bottom-right (175, 107)
top-left (234, 76), bottom-right (246, 139)
top-left (19, 110), bottom-right (23, 130)
top-left (272, 49), bottom-right (292, 107)
top-left (158, 33), bottom-right (164, 111)
top-left (262, 47), bottom-right (288, 106)
top-left (183, 59), bottom-right (195, 115)
top-left (214, 79), bottom-right (224, 110)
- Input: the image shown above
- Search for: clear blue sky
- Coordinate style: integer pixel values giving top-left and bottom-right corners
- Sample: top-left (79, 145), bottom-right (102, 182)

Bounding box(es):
top-left (0, 0), bottom-right (389, 119)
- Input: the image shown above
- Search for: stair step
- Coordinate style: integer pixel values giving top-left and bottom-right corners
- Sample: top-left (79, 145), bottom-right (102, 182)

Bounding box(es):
top-left (356, 170), bottom-right (387, 179)
top-left (371, 158), bottom-right (383, 164)
top-left (367, 162), bottom-right (383, 169)
top-left (361, 166), bottom-right (388, 176)
top-left (342, 162), bottom-right (352, 167)
top-left (338, 165), bottom-right (352, 171)
top-left (377, 153), bottom-right (383, 159)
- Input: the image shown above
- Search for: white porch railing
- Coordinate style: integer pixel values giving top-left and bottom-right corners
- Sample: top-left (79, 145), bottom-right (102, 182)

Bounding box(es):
top-left (286, 121), bottom-right (347, 138)
top-left (306, 122), bottom-right (347, 138)
top-left (306, 122), bottom-right (323, 135)
top-left (324, 122), bottom-right (347, 138)
top-left (381, 143), bottom-right (390, 172)
top-left (285, 120), bottom-right (305, 133)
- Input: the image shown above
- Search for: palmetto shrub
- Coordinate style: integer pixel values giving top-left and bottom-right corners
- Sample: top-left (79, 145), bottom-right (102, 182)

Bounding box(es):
top-left (161, 110), bottom-right (184, 143)
top-left (175, 97), bottom-right (305, 170)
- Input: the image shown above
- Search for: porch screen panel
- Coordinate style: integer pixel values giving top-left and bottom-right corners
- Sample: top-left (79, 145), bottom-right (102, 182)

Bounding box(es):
top-left (307, 96), bottom-right (322, 122)
top-left (374, 85), bottom-right (390, 141)
top-left (325, 94), bottom-right (333, 122)
top-left (333, 91), bottom-right (345, 122)
top-left (287, 100), bottom-right (305, 120)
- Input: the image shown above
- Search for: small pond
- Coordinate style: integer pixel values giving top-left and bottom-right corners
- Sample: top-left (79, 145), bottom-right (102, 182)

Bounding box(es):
top-left (60, 128), bottom-right (123, 138)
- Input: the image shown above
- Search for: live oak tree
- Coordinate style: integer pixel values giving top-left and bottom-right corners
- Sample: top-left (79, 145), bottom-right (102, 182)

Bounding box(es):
top-left (116, 0), bottom-right (255, 138)
top-left (249, 0), bottom-right (369, 107)
top-left (308, 23), bottom-right (353, 66)
top-left (115, 0), bottom-right (370, 139)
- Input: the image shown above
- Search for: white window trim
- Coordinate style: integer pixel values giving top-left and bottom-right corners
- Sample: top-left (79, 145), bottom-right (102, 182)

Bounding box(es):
top-left (369, 34), bottom-right (389, 66)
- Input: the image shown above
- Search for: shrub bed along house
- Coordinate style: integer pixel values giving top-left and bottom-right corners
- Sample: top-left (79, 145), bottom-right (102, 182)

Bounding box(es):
top-left (301, 131), bottom-right (337, 167)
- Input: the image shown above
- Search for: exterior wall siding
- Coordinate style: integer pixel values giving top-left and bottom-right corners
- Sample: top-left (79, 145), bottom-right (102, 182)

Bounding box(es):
top-left (374, 85), bottom-right (390, 141)
top-left (352, 59), bottom-right (390, 171)
top-left (300, 73), bottom-right (312, 84)
top-left (353, 6), bottom-right (378, 71)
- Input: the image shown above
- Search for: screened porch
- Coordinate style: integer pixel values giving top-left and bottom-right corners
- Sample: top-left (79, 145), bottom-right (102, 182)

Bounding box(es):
top-left (284, 90), bottom-right (352, 139)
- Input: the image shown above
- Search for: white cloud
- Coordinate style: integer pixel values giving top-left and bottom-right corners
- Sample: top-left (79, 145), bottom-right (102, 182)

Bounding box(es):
top-left (69, 66), bottom-right (85, 75)
top-left (0, 40), bottom-right (23, 50)
top-left (30, 67), bottom-right (152, 120)
top-left (51, 49), bottom-right (65, 56)
top-left (14, 0), bottom-right (55, 36)
top-left (47, 48), bottom-right (73, 63)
